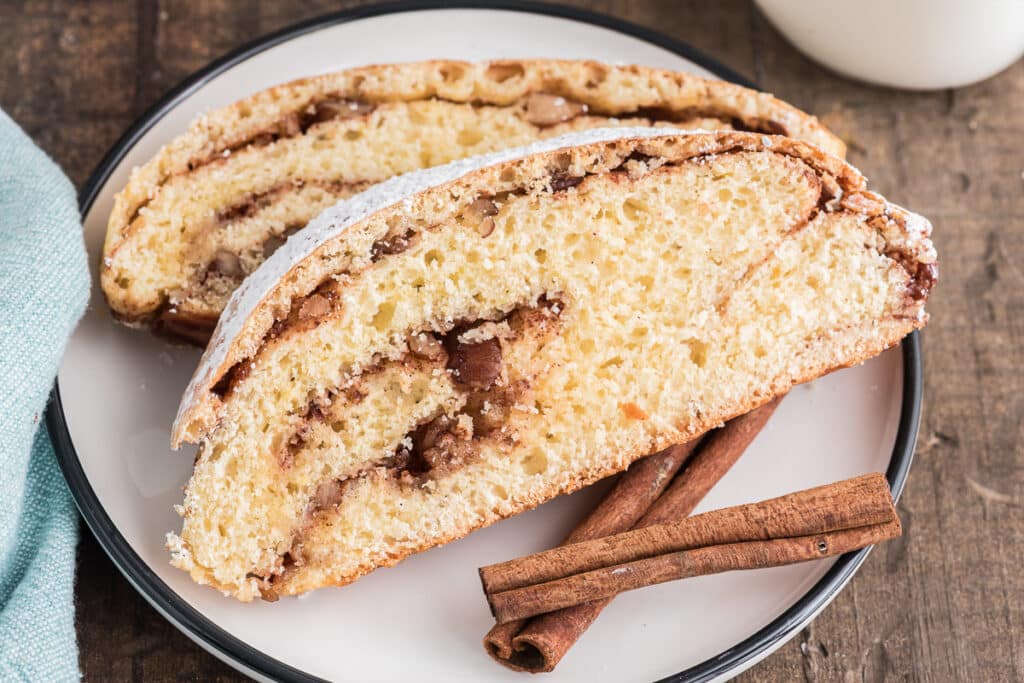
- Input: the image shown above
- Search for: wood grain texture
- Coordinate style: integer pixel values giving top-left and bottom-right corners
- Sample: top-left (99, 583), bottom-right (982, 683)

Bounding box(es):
top-left (1, 0), bottom-right (1019, 680)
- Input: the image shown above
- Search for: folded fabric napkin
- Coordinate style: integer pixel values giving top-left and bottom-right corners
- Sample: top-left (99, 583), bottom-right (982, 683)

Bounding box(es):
top-left (0, 109), bottom-right (88, 681)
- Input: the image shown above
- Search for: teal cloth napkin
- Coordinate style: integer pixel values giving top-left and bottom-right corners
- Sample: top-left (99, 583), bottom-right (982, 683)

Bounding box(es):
top-left (0, 109), bottom-right (87, 681)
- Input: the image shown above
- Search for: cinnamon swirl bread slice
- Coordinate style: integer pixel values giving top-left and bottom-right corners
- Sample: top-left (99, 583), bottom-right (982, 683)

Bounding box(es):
top-left (100, 59), bottom-right (844, 343)
top-left (168, 128), bottom-right (935, 601)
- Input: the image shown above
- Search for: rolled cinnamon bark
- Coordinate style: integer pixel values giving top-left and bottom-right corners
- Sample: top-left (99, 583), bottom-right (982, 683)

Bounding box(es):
top-left (483, 441), bottom-right (697, 666)
top-left (482, 473), bottom-right (900, 623)
top-left (483, 397), bottom-right (782, 671)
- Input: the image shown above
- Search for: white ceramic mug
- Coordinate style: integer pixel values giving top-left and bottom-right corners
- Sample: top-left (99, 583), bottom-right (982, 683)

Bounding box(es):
top-left (755, 0), bottom-right (1024, 90)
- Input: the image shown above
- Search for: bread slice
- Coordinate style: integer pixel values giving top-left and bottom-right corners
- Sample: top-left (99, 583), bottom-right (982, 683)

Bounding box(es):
top-left (168, 127), bottom-right (935, 601)
top-left (100, 59), bottom-right (844, 343)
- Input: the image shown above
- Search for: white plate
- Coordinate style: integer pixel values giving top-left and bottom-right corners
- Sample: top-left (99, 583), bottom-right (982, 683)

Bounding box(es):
top-left (48, 4), bottom-right (921, 682)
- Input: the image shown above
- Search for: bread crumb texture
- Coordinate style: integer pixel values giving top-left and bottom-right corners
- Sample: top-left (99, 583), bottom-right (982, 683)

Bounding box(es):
top-left (100, 59), bottom-right (843, 332)
top-left (169, 132), bottom-right (933, 601)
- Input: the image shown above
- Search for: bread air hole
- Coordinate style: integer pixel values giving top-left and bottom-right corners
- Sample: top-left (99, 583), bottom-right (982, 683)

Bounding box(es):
top-left (485, 63), bottom-right (525, 83)
top-left (457, 128), bottom-right (484, 147)
top-left (372, 301), bottom-right (396, 331)
top-left (439, 64), bottom-right (466, 84)
top-left (686, 339), bottom-right (709, 368)
top-left (622, 197), bottom-right (647, 221)
top-left (585, 64), bottom-right (609, 88)
top-left (520, 448), bottom-right (548, 475)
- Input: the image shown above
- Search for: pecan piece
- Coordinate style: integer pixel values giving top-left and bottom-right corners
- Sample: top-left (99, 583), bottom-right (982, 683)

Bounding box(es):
top-left (371, 229), bottom-right (420, 260)
top-left (468, 198), bottom-right (498, 217)
top-left (407, 331), bottom-right (446, 361)
top-left (447, 337), bottom-right (502, 389)
top-left (298, 293), bottom-right (332, 320)
top-left (464, 198), bottom-right (499, 237)
top-left (414, 415), bottom-right (454, 454)
top-left (477, 217), bottom-right (495, 237)
top-left (277, 112), bottom-right (301, 137)
top-left (524, 93), bottom-right (588, 126)
top-left (305, 98), bottom-right (376, 127)
top-left (550, 174), bottom-right (583, 192)
top-left (310, 478), bottom-right (352, 513)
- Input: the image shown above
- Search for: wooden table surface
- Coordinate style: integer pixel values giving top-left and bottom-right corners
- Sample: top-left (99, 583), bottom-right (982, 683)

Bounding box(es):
top-left (3, 0), bottom-right (1020, 680)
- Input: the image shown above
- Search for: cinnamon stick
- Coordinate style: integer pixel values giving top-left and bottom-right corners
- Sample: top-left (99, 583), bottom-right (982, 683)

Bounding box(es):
top-left (482, 441), bottom-right (697, 665)
top-left (481, 473), bottom-right (900, 624)
top-left (567, 441), bottom-right (700, 544)
top-left (484, 398), bottom-right (781, 671)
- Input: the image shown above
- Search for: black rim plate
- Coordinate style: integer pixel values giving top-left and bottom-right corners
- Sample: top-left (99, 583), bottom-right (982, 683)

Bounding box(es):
top-left (47, 3), bottom-right (922, 681)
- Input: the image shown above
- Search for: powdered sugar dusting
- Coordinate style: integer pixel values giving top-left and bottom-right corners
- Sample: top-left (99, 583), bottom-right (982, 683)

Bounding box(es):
top-left (173, 127), bottom-right (694, 439)
top-left (901, 210), bottom-right (932, 240)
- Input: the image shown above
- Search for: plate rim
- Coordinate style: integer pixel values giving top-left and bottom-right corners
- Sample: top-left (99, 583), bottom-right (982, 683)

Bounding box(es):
top-left (46, 2), bottom-right (923, 681)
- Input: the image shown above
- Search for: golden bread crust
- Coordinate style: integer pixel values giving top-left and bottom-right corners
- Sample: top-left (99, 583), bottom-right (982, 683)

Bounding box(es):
top-left (102, 59), bottom-right (844, 324)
